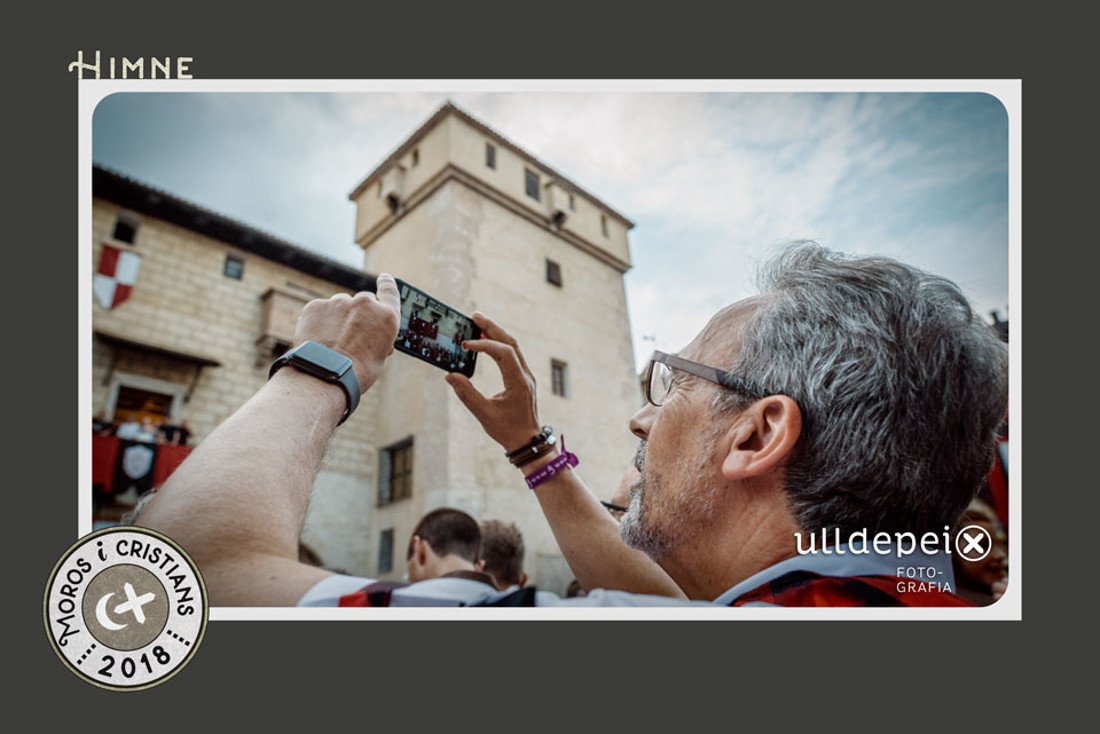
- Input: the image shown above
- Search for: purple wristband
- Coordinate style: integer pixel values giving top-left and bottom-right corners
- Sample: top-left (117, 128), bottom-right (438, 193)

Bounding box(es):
top-left (524, 436), bottom-right (579, 490)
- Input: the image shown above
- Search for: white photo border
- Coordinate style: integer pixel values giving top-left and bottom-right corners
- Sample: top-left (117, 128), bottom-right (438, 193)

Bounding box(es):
top-left (78, 78), bottom-right (1022, 621)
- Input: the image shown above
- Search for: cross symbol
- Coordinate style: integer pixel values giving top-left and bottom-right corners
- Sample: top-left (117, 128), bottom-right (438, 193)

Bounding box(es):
top-left (113, 582), bottom-right (156, 624)
top-left (962, 532), bottom-right (986, 556)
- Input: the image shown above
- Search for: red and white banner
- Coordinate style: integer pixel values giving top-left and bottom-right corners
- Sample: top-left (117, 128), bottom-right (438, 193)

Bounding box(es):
top-left (93, 244), bottom-right (142, 310)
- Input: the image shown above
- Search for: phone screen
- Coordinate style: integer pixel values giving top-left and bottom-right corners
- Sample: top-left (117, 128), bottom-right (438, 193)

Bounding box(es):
top-left (393, 279), bottom-right (481, 378)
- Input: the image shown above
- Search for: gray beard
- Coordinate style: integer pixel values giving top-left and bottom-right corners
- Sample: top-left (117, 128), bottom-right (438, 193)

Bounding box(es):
top-left (620, 440), bottom-right (671, 559)
top-left (619, 435), bottom-right (721, 562)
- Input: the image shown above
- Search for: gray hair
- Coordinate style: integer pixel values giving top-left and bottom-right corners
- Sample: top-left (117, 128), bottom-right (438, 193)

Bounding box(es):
top-left (717, 242), bottom-right (1008, 535)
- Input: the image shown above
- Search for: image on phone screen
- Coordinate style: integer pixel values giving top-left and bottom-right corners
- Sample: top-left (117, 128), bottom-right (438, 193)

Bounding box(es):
top-left (393, 279), bottom-right (481, 378)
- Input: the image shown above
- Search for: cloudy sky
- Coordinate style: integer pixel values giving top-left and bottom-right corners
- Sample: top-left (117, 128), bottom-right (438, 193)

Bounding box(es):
top-left (93, 89), bottom-right (1010, 369)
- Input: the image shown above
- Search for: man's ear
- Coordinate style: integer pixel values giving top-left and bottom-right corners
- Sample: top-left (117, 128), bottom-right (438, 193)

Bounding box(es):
top-left (519, 572), bottom-right (528, 588)
top-left (412, 536), bottom-right (429, 566)
top-left (720, 395), bottom-right (801, 481)
top-left (475, 559), bottom-right (485, 572)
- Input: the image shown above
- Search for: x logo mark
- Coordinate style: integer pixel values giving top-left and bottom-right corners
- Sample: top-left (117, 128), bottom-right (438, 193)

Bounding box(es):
top-left (956, 525), bottom-right (993, 561)
top-left (962, 532), bottom-right (985, 555)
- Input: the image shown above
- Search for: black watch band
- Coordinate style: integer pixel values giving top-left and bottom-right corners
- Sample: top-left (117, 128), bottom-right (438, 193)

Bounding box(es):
top-left (269, 341), bottom-right (361, 424)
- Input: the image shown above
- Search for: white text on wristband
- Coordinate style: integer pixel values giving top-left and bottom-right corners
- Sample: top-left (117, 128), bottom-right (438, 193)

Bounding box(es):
top-left (524, 438), bottom-right (579, 490)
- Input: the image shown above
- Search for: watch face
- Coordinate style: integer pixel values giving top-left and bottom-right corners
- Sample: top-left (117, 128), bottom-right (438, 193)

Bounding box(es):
top-left (291, 341), bottom-right (352, 376)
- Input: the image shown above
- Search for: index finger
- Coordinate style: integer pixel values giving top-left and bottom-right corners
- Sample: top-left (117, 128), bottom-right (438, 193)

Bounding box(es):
top-left (463, 338), bottom-right (528, 389)
top-left (374, 273), bottom-right (400, 310)
top-left (471, 311), bottom-right (513, 342)
top-left (472, 312), bottom-right (533, 377)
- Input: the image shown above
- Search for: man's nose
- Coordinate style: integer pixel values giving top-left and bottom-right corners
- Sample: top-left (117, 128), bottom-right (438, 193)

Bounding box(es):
top-left (629, 403), bottom-right (657, 439)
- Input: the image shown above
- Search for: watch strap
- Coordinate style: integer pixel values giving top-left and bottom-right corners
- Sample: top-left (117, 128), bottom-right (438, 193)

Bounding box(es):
top-left (269, 341), bottom-right (360, 424)
top-left (332, 367), bottom-right (361, 425)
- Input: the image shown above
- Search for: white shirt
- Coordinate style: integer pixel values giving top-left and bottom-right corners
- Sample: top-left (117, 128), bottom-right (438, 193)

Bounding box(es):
top-left (297, 545), bottom-right (955, 607)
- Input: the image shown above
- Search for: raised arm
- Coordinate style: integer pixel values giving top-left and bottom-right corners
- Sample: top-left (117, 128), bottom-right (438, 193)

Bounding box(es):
top-left (137, 276), bottom-right (401, 606)
top-left (445, 314), bottom-right (684, 599)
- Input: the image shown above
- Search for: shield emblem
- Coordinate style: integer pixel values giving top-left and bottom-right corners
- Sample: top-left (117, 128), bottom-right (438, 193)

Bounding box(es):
top-left (122, 444), bottom-right (155, 480)
top-left (93, 244), bottom-right (142, 310)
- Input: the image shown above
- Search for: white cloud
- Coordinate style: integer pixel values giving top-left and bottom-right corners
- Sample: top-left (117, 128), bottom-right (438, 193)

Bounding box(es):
top-left (94, 90), bottom-right (1009, 369)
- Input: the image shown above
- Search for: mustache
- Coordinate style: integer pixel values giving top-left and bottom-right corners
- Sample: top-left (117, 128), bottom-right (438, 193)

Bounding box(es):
top-left (633, 440), bottom-right (646, 473)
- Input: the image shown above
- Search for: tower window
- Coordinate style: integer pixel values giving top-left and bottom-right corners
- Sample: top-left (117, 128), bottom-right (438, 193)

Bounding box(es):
top-left (525, 169), bottom-right (540, 201)
top-left (378, 437), bottom-right (414, 506)
top-left (112, 213), bottom-right (140, 244)
top-left (378, 528), bottom-right (394, 574)
top-left (551, 360), bottom-right (569, 398)
top-left (486, 143), bottom-right (496, 169)
top-left (411, 148), bottom-right (420, 167)
top-left (224, 254), bottom-right (244, 280)
top-left (601, 215), bottom-right (609, 237)
top-left (546, 259), bottom-right (562, 287)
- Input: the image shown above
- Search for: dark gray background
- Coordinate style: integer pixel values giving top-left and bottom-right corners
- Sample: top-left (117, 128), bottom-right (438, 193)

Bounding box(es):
top-left (7, 1), bottom-right (1093, 732)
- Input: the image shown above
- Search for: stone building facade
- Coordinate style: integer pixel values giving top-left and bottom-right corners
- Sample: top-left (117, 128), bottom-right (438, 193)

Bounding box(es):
top-left (91, 102), bottom-right (641, 593)
top-left (91, 167), bottom-right (379, 573)
top-left (348, 103), bottom-right (641, 592)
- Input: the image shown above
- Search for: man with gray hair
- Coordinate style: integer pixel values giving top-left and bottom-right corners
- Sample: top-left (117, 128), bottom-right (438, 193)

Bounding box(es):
top-left (139, 244), bottom-right (1008, 606)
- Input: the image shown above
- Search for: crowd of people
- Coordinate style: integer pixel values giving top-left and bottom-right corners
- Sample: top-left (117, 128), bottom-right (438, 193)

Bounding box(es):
top-left (94, 412), bottom-right (191, 446)
top-left (397, 327), bottom-right (466, 371)
top-left (136, 243), bottom-right (1010, 608)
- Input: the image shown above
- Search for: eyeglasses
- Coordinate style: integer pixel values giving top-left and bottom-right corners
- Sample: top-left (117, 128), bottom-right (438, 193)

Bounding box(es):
top-left (643, 350), bottom-right (771, 407)
top-left (600, 500), bottom-right (629, 519)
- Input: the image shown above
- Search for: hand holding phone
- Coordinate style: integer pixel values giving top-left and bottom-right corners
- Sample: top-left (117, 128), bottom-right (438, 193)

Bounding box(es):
top-left (443, 312), bottom-right (543, 455)
top-left (393, 279), bottom-right (481, 378)
top-left (292, 273), bottom-right (401, 394)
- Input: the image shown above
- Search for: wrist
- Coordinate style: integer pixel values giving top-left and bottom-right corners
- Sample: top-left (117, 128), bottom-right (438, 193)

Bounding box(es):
top-left (514, 444), bottom-right (560, 473)
top-left (267, 368), bottom-right (346, 423)
top-left (522, 437), bottom-right (579, 490)
top-left (269, 340), bottom-right (361, 424)
top-left (506, 425), bottom-right (556, 467)
top-left (504, 426), bottom-right (550, 456)
top-left (349, 357), bottom-right (382, 394)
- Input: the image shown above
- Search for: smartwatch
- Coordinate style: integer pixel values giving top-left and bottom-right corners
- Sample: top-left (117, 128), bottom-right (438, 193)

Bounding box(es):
top-left (269, 341), bottom-right (360, 424)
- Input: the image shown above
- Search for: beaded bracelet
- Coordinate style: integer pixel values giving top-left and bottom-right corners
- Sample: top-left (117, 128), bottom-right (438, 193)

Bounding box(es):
top-left (506, 425), bottom-right (553, 457)
top-left (513, 438), bottom-right (559, 468)
top-left (507, 426), bottom-right (556, 467)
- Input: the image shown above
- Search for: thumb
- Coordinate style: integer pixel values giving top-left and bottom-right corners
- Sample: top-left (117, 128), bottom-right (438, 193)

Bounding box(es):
top-left (445, 373), bottom-right (489, 418)
top-left (374, 272), bottom-right (400, 310)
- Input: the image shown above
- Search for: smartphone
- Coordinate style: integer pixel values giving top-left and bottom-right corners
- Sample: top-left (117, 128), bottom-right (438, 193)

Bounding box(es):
top-left (393, 278), bottom-right (481, 378)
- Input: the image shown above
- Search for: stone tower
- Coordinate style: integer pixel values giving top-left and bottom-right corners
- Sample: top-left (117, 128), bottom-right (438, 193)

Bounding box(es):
top-left (348, 102), bottom-right (641, 592)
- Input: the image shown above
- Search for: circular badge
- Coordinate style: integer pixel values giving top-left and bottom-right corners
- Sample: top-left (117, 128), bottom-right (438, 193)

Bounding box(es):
top-left (43, 526), bottom-right (207, 691)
